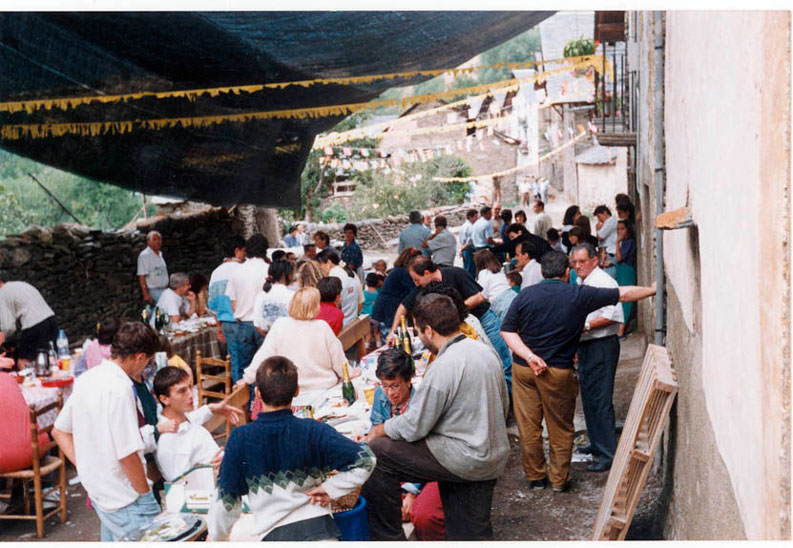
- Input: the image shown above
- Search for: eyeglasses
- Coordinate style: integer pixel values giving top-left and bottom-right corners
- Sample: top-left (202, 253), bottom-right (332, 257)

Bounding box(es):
top-left (570, 258), bottom-right (596, 266)
top-left (379, 381), bottom-right (408, 392)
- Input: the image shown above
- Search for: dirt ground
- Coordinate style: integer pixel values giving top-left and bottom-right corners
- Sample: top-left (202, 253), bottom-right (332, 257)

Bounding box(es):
top-left (1, 194), bottom-right (666, 541)
top-left (491, 333), bottom-right (665, 541)
top-left (0, 333), bottom-right (664, 542)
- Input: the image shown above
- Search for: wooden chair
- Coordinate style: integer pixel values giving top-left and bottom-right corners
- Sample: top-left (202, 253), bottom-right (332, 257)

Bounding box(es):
top-left (0, 395), bottom-right (67, 538)
top-left (203, 383), bottom-right (251, 441)
top-left (338, 314), bottom-right (371, 362)
top-left (195, 351), bottom-right (232, 440)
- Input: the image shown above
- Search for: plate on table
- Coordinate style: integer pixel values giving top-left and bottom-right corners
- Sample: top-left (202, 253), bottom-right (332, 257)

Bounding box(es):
top-left (40, 377), bottom-right (74, 388)
top-left (138, 513), bottom-right (202, 542)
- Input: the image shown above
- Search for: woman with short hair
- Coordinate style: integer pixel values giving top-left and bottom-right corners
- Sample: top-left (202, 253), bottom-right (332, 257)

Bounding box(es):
top-left (242, 287), bottom-right (345, 391)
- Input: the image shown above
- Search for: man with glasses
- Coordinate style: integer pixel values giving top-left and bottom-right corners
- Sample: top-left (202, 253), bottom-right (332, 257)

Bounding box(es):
top-left (364, 293), bottom-right (509, 540)
top-left (569, 243), bottom-right (624, 472)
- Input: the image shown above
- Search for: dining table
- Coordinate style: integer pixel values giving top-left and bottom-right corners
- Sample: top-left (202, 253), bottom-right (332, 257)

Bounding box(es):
top-left (19, 375), bottom-right (74, 428)
top-left (166, 317), bottom-right (223, 366)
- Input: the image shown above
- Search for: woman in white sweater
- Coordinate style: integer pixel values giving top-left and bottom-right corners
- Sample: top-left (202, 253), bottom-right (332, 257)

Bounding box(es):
top-left (473, 249), bottom-right (516, 323)
top-left (242, 287), bottom-right (345, 392)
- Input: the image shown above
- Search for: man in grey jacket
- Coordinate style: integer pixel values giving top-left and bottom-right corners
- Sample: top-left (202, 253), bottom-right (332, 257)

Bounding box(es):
top-left (363, 293), bottom-right (510, 540)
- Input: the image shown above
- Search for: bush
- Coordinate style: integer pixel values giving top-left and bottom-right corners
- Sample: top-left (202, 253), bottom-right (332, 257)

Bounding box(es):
top-left (348, 155), bottom-right (471, 219)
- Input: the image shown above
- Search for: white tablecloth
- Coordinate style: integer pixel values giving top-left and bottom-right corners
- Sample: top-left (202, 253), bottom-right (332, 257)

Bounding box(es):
top-left (20, 384), bottom-right (69, 429)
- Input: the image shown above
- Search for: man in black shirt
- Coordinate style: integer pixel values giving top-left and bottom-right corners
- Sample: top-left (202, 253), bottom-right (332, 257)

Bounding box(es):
top-left (500, 251), bottom-right (655, 492)
top-left (387, 257), bottom-right (514, 394)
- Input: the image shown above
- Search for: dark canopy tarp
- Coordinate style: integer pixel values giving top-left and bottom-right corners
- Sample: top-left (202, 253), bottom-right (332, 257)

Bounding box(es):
top-left (0, 12), bottom-right (552, 207)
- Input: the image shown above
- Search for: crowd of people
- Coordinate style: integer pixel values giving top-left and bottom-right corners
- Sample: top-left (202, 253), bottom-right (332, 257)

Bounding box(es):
top-left (0, 188), bottom-right (653, 542)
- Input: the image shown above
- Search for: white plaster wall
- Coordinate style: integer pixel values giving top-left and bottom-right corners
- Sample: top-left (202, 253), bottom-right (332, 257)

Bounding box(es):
top-left (575, 148), bottom-right (628, 213)
top-left (663, 11), bottom-right (790, 539)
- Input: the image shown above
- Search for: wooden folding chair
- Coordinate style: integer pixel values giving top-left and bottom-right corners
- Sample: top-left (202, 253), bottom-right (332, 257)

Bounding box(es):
top-left (0, 394), bottom-right (67, 538)
top-left (195, 351), bottom-right (232, 440)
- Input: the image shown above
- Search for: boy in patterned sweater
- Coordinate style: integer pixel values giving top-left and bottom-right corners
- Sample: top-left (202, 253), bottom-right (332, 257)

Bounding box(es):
top-left (207, 356), bottom-right (376, 541)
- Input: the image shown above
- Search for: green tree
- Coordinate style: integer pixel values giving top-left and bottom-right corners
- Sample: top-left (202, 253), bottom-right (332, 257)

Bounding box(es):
top-left (477, 28), bottom-right (542, 84)
top-left (0, 149), bottom-right (150, 237)
top-left (350, 155), bottom-right (471, 219)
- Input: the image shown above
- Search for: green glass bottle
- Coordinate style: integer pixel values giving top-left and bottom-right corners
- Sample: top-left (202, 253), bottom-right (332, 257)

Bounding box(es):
top-left (341, 361), bottom-right (356, 405)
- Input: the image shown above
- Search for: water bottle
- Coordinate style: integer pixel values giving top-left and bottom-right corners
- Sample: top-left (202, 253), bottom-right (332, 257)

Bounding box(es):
top-left (57, 329), bottom-right (70, 358)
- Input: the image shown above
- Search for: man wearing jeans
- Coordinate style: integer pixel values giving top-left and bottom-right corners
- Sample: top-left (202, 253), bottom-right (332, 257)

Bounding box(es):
top-left (224, 234), bottom-right (269, 383)
top-left (364, 293), bottom-right (509, 540)
top-left (458, 209), bottom-right (478, 277)
top-left (53, 322), bottom-right (162, 541)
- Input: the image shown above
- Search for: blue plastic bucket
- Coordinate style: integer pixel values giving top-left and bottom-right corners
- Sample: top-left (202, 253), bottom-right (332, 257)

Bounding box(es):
top-left (333, 496), bottom-right (370, 541)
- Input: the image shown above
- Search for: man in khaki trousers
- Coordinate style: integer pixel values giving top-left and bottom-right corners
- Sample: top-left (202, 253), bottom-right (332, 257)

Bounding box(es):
top-left (501, 251), bottom-right (655, 492)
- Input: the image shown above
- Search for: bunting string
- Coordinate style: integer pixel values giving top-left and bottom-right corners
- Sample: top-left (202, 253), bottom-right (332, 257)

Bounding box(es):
top-left (433, 131), bottom-right (589, 182)
top-left (1, 56), bottom-right (610, 141)
top-left (0, 54), bottom-right (611, 115)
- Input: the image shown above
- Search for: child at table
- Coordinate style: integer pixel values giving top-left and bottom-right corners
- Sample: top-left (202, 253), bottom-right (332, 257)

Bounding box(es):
top-left (315, 277), bottom-right (344, 336)
top-left (208, 356), bottom-right (375, 541)
top-left (506, 271), bottom-right (523, 294)
top-left (362, 273), bottom-right (383, 349)
top-left (152, 366), bottom-right (220, 482)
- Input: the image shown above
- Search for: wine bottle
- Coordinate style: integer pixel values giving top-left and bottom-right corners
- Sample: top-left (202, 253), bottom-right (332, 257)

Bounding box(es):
top-left (341, 361), bottom-right (356, 405)
top-left (400, 316), bottom-right (413, 355)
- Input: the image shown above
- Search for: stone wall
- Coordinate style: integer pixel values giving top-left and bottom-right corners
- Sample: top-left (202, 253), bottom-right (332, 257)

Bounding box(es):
top-left (0, 204), bottom-right (481, 341)
top-left (299, 204), bottom-right (475, 249)
top-left (0, 208), bottom-right (242, 341)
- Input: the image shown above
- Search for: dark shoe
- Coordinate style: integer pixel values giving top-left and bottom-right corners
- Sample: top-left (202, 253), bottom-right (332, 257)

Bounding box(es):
top-left (587, 461), bottom-right (612, 472)
top-left (577, 445), bottom-right (595, 455)
top-left (551, 480), bottom-right (570, 493)
top-left (528, 477), bottom-right (548, 490)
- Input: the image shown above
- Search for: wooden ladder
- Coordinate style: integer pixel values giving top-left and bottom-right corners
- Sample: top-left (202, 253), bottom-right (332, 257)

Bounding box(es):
top-left (592, 344), bottom-right (678, 541)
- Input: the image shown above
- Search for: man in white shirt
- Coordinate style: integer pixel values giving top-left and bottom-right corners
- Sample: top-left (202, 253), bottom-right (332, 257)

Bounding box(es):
top-left (153, 366), bottom-right (219, 482)
top-left (532, 200), bottom-right (553, 238)
top-left (458, 209), bottom-right (479, 278)
top-left (471, 206), bottom-right (496, 251)
top-left (514, 238), bottom-right (543, 289)
top-left (53, 322), bottom-right (162, 541)
top-left (571, 243), bottom-right (624, 473)
top-left (594, 205), bottom-right (618, 256)
top-left (317, 249), bottom-right (363, 327)
top-left (153, 273), bottom-right (197, 326)
top-left (0, 275), bottom-right (58, 362)
top-left (518, 179), bottom-right (531, 207)
top-left (490, 203), bottom-right (503, 236)
top-left (208, 235), bottom-right (246, 346)
top-left (225, 234), bottom-right (270, 383)
top-left (137, 231), bottom-right (168, 307)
